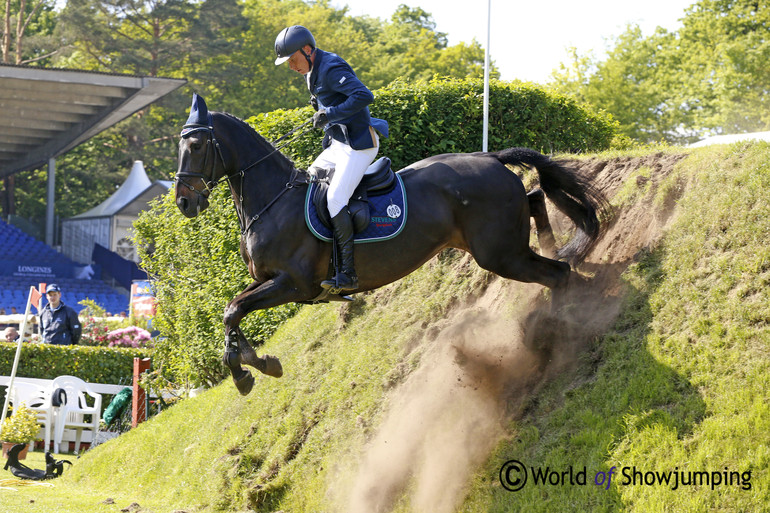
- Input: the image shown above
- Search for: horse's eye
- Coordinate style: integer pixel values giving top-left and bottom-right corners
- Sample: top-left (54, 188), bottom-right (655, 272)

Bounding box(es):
top-left (191, 142), bottom-right (202, 151)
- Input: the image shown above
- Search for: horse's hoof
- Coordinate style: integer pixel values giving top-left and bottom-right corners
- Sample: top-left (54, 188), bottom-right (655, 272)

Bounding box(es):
top-left (233, 369), bottom-right (255, 396)
top-left (262, 355), bottom-right (283, 378)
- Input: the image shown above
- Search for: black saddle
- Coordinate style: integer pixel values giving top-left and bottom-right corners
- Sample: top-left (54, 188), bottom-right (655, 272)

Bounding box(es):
top-left (3, 443), bottom-right (72, 480)
top-left (311, 157), bottom-right (396, 232)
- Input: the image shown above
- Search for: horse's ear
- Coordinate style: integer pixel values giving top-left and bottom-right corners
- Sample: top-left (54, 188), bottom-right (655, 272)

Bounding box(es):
top-left (181, 93), bottom-right (213, 137)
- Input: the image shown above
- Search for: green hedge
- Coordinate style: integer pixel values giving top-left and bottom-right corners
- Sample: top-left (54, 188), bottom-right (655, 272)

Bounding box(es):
top-left (247, 77), bottom-right (618, 170)
top-left (0, 342), bottom-right (151, 384)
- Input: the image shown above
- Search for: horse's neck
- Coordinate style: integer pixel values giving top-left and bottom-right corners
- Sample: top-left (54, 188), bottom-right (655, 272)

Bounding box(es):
top-left (218, 114), bottom-right (300, 227)
top-left (229, 150), bottom-right (296, 225)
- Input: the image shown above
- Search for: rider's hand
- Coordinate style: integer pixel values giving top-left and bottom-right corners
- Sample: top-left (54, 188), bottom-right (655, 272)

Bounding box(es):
top-left (309, 95), bottom-right (318, 110)
top-left (313, 110), bottom-right (328, 129)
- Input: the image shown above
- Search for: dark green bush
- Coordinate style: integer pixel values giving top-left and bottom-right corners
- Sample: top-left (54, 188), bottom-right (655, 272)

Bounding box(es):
top-left (248, 77), bottom-right (618, 170)
top-left (0, 342), bottom-right (150, 384)
top-left (134, 189), bottom-right (300, 389)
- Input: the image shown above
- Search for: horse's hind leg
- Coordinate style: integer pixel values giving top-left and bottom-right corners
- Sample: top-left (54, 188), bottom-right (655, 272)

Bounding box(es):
top-left (528, 189), bottom-right (556, 258)
top-left (465, 211), bottom-right (570, 291)
top-left (489, 249), bottom-right (570, 290)
top-left (478, 247), bottom-right (572, 314)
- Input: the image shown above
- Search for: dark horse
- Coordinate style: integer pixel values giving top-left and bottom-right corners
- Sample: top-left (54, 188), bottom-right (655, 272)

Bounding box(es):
top-left (175, 95), bottom-right (605, 395)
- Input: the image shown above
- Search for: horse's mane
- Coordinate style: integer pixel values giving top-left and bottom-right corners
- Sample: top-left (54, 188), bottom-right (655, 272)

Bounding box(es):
top-left (216, 111), bottom-right (298, 170)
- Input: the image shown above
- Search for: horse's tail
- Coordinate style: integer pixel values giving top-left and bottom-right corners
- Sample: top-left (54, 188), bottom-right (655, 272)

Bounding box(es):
top-left (493, 147), bottom-right (607, 263)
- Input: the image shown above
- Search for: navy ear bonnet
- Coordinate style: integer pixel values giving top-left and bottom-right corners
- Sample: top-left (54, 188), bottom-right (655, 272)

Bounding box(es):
top-left (181, 93), bottom-right (213, 138)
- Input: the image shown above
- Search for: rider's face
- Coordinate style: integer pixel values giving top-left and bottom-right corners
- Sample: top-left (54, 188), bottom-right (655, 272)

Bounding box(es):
top-left (287, 46), bottom-right (313, 75)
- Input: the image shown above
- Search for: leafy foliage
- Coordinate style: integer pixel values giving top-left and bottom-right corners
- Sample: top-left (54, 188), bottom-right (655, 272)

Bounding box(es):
top-left (0, 0), bottom-right (59, 65)
top-left (550, 0), bottom-right (770, 143)
top-left (371, 78), bottom-right (616, 164)
top-left (249, 78), bottom-right (617, 172)
top-left (0, 403), bottom-right (40, 444)
top-left (0, 341), bottom-right (150, 384)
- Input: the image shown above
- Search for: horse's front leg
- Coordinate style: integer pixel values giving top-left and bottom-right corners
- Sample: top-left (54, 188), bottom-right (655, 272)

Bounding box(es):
top-left (222, 274), bottom-right (308, 395)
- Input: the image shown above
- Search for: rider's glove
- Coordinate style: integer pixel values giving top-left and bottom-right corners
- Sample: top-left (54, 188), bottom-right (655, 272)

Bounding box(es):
top-left (313, 110), bottom-right (328, 129)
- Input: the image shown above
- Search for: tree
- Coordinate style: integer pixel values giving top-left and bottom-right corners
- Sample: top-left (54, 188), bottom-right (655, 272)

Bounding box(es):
top-left (550, 0), bottom-right (770, 143)
top-left (675, 0), bottom-right (770, 135)
top-left (57, 0), bottom-right (194, 76)
top-left (1, 0), bottom-right (59, 217)
top-left (362, 5), bottom-right (495, 88)
top-left (44, 0), bottom-right (249, 222)
top-left (234, 0), bottom-right (498, 113)
top-left (1, 0), bottom-right (58, 65)
top-left (552, 25), bottom-right (679, 142)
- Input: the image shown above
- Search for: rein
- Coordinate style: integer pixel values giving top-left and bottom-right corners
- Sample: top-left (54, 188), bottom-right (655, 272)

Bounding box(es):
top-left (218, 117), bottom-right (315, 188)
top-left (175, 117), bottom-right (315, 233)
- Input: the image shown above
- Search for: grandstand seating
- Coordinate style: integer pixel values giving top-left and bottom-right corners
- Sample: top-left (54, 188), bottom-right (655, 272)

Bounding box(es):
top-left (0, 219), bottom-right (130, 315)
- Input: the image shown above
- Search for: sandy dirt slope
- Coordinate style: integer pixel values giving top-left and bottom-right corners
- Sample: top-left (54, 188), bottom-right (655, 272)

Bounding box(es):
top-left (341, 152), bottom-right (690, 513)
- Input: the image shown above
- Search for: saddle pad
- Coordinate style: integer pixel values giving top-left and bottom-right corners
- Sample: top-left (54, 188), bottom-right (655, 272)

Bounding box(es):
top-left (305, 174), bottom-right (408, 243)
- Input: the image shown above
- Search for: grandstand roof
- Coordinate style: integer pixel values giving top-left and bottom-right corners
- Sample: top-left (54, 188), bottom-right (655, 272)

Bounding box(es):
top-left (0, 64), bottom-right (186, 179)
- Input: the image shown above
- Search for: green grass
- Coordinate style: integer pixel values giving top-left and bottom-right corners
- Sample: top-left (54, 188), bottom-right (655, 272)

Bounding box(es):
top-left (466, 142), bottom-right (770, 512)
top-left (2, 143), bottom-right (768, 512)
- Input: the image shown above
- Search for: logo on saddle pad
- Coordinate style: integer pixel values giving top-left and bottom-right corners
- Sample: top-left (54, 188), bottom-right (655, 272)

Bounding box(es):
top-left (305, 161), bottom-right (408, 243)
top-left (386, 201), bottom-right (402, 219)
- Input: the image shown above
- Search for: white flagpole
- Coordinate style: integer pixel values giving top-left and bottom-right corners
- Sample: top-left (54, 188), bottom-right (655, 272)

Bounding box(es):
top-left (483, 0), bottom-right (491, 152)
top-left (0, 286), bottom-right (36, 427)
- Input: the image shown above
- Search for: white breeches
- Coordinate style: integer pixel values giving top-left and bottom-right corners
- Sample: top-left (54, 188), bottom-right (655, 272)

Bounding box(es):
top-left (311, 136), bottom-right (379, 217)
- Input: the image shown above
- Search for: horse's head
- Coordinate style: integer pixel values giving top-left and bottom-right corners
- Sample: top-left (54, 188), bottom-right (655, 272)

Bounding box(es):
top-left (175, 94), bottom-right (227, 218)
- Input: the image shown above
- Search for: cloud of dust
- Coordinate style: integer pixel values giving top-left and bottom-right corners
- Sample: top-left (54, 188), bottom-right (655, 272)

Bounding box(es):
top-left (343, 308), bottom-right (545, 513)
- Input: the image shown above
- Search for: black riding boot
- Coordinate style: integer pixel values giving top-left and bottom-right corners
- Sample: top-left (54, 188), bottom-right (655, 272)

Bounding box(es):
top-left (321, 209), bottom-right (358, 291)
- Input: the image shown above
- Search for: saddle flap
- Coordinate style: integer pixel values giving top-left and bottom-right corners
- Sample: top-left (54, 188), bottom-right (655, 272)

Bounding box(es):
top-left (311, 182), bottom-right (369, 233)
top-left (310, 157), bottom-right (395, 232)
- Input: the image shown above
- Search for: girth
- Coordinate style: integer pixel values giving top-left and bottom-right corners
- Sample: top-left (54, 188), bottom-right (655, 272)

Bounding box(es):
top-left (311, 157), bottom-right (396, 231)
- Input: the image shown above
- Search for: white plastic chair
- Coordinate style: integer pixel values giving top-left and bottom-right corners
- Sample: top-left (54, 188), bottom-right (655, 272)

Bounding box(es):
top-left (9, 381), bottom-right (54, 452)
top-left (51, 375), bottom-right (102, 454)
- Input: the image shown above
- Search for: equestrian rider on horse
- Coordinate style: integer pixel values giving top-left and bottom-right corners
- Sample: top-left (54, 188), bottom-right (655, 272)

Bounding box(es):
top-left (274, 25), bottom-right (389, 292)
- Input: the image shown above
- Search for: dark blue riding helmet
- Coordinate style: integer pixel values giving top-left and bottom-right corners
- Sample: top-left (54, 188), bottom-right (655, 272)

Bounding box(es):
top-left (274, 25), bottom-right (316, 66)
top-left (181, 93), bottom-right (213, 138)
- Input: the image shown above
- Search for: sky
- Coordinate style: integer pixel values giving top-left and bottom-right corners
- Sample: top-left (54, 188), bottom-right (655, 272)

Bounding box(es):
top-left (332, 0), bottom-right (697, 83)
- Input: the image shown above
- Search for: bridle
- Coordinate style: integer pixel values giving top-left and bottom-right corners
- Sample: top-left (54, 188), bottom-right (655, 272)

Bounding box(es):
top-left (174, 123), bottom-right (227, 197)
top-left (175, 116), bottom-right (315, 233)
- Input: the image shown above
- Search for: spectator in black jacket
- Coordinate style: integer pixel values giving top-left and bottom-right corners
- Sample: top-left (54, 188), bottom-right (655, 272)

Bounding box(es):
top-left (40, 284), bottom-right (81, 345)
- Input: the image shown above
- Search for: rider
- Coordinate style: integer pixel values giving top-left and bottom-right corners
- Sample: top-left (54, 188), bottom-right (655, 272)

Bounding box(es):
top-left (274, 25), bottom-right (389, 291)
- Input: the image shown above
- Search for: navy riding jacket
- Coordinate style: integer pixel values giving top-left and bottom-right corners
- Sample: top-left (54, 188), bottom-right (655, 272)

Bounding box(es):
top-left (308, 49), bottom-right (389, 150)
top-left (40, 302), bottom-right (82, 345)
